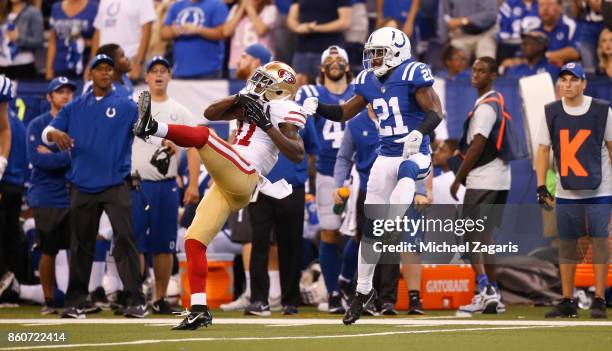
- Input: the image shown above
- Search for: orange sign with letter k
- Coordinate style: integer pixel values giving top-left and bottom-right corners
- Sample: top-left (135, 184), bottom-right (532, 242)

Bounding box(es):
top-left (559, 129), bottom-right (591, 177)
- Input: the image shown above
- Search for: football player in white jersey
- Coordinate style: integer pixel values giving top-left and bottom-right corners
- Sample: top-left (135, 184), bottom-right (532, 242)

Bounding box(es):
top-left (133, 61), bottom-right (306, 330)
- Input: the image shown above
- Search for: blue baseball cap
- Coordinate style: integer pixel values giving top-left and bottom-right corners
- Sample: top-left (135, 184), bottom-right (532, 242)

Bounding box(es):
top-left (146, 56), bottom-right (171, 72)
top-left (90, 54), bottom-right (114, 69)
top-left (244, 44), bottom-right (272, 65)
top-left (47, 76), bottom-right (76, 93)
top-left (559, 62), bottom-right (586, 80)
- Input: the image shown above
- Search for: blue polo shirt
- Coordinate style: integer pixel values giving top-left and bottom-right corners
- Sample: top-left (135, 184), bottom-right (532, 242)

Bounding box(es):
top-left (536, 14), bottom-right (579, 52)
top-left (498, 0), bottom-right (538, 43)
top-left (383, 0), bottom-right (413, 26)
top-left (49, 90), bottom-right (138, 193)
top-left (164, 0), bottom-right (229, 78)
top-left (266, 116), bottom-right (319, 186)
top-left (505, 57), bottom-right (560, 79)
top-left (26, 112), bottom-right (70, 208)
top-left (1, 113), bottom-right (27, 186)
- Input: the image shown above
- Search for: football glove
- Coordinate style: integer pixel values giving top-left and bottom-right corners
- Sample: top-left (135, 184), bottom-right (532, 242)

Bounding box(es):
top-left (150, 146), bottom-right (171, 176)
top-left (394, 130), bottom-right (423, 158)
top-left (537, 185), bottom-right (554, 211)
top-left (239, 95), bottom-right (273, 131)
top-left (302, 97), bottom-right (318, 115)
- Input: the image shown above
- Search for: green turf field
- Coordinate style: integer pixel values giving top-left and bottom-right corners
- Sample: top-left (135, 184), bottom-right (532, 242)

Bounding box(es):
top-left (1, 306), bottom-right (612, 350)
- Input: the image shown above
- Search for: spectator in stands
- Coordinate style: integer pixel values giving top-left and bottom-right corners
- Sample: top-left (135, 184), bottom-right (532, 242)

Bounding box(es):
top-left (596, 27), bottom-right (612, 77)
top-left (25, 77), bottom-right (75, 315)
top-left (437, 0), bottom-right (497, 60)
top-left (524, 0), bottom-right (581, 67)
top-left (0, 77), bottom-right (12, 186)
top-left (223, 0), bottom-right (278, 79)
top-left (272, 0), bottom-right (295, 65)
top-left (376, 0), bottom-right (420, 38)
top-left (43, 54), bottom-right (146, 318)
top-left (287, 0), bottom-right (352, 85)
top-left (84, 44), bottom-right (134, 98)
top-left (145, 0), bottom-right (173, 62)
top-left (572, 0), bottom-right (605, 74)
top-left (161, 0), bottom-right (228, 79)
top-left (87, 0), bottom-right (156, 81)
top-left (0, 0), bottom-right (44, 79)
top-left (344, 0), bottom-right (368, 73)
top-left (438, 44), bottom-right (471, 80)
top-left (132, 56), bottom-right (201, 314)
top-left (505, 30), bottom-right (560, 78)
top-left (497, 0), bottom-right (539, 63)
top-left (46, 0), bottom-right (98, 80)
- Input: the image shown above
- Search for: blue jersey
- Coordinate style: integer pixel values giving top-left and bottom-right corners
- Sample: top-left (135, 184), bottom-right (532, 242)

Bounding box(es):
top-left (295, 84), bottom-right (355, 176)
top-left (164, 0), bottom-right (228, 78)
top-left (82, 75), bottom-right (133, 99)
top-left (505, 57), bottom-right (560, 79)
top-left (2, 113), bottom-right (27, 186)
top-left (347, 110), bottom-right (378, 192)
top-left (49, 90), bottom-right (138, 193)
top-left (498, 0), bottom-right (538, 43)
top-left (354, 59), bottom-right (433, 157)
top-left (50, 1), bottom-right (98, 75)
top-left (383, 0), bottom-right (413, 26)
top-left (26, 112), bottom-right (71, 208)
top-left (524, 14), bottom-right (579, 52)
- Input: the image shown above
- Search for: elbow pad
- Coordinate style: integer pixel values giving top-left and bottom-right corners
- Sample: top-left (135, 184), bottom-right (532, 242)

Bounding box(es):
top-left (416, 110), bottom-right (442, 136)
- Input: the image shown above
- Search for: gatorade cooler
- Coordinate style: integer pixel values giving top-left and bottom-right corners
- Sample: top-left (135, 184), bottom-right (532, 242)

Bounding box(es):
top-left (573, 238), bottom-right (612, 287)
top-left (396, 264), bottom-right (475, 310)
top-left (178, 253), bottom-right (234, 308)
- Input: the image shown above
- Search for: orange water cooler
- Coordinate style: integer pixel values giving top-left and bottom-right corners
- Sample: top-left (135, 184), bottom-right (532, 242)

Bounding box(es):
top-left (178, 253), bottom-right (234, 308)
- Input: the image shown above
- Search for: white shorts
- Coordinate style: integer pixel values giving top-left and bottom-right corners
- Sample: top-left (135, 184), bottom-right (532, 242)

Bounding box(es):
top-left (365, 153), bottom-right (431, 204)
top-left (316, 173), bottom-right (342, 230)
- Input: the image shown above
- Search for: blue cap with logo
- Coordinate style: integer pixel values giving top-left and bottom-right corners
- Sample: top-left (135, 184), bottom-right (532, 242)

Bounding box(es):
top-left (559, 62), bottom-right (586, 80)
top-left (147, 56), bottom-right (171, 72)
top-left (47, 76), bottom-right (77, 93)
top-left (90, 54), bottom-right (114, 69)
top-left (245, 44), bottom-right (272, 65)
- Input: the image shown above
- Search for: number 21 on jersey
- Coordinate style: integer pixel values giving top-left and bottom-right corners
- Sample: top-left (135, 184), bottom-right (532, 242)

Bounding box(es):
top-left (372, 96), bottom-right (408, 137)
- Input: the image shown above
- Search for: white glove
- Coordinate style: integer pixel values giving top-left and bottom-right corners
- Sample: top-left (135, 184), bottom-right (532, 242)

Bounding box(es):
top-left (394, 130), bottom-right (423, 159)
top-left (0, 156), bottom-right (7, 181)
top-left (302, 97), bottom-right (319, 115)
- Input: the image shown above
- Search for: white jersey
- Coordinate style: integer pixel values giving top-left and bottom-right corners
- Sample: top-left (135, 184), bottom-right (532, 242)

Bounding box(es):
top-left (232, 99), bottom-right (306, 176)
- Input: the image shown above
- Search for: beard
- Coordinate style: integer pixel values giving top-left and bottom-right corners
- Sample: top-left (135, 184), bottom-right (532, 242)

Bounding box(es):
top-left (324, 62), bottom-right (347, 82)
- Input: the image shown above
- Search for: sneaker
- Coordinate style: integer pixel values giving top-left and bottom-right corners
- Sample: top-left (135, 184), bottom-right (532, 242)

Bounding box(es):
top-left (482, 285), bottom-right (499, 314)
top-left (381, 302), bottom-right (398, 316)
top-left (408, 297), bottom-right (425, 315)
top-left (282, 305), bottom-right (298, 315)
top-left (459, 293), bottom-right (485, 314)
top-left (342, 289), bottom-right (377, 325)
top-left (60, 306), bottom-right (85, 319)
top-left (41, 303), bottom-right (58, 316)
top-left (244, 301), bottom-right (272, 316)
top-left (80, 300), bottom-right (102, 314)
top-left (545, 298), bottom-right (578, 318)
top-left (133, 91), bottom-right (157, 137)
top-left (591, 297), bottom-right (608, 319)
top-left (220, 292), bottom-right (250, 312)
top-left (269, 295), bottom-right (282, 312)
top-left (124, 304), bottom-right (149, 318)
top-left (338, 279), bottom-right (354, 304)
top-left (90, 287), bottom-right (111, 310)
top-left (328, 291), bottom-right (345, 314)
top-left (497, 298), bottom-right (507, 313)
top-left (109, 290), bottom-right (128, 311)
top-left (172, 305), bottom-right (213, 330)
top-left (152, 298), bottom-right (180, 315)
top-left (363, 303), bottom-right (380, 316)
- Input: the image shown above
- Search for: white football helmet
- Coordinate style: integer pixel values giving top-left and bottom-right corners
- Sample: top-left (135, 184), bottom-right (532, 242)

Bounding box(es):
top-left (363, 27), bottom-right (412, 77)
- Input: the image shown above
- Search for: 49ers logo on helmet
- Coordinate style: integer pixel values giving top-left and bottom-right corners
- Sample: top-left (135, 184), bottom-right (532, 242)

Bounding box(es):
top-left (278, 69), bottom-right (296, 84)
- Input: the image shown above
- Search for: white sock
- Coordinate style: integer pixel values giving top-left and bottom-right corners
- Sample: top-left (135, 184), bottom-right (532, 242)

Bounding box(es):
top-left (355, 243), bottom-right (377, 295)
top-left (88, 261), bottom-right (106, 292)
top-left (20, 285), bottom-right (44, 304)
top-left (104, 255), bottom-right (124, 293)
top-left (55, 250), bottom-right (69, 293)
top-left (269, 271), bottom-right (280, 299)
top-left (191, 292), bottom-right (206, 306)
top-left (154, 122), bottom-right (168, 138)
top-left (388, 177), bottom-right (415, 220)
top-left (244, 271), bottom-right (251, 296)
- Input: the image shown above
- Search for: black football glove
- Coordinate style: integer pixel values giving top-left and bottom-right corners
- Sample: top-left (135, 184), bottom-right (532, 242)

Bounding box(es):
top-left (150, 146), bottom-right (171, 176)
top-left (537, 185), bottom-right (554, 211)
top-left (241, 97), bottom-right (272, 131)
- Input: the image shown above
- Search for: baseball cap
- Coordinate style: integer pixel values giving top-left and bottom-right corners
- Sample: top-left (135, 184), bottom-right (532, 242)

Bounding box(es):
top-left (559, 62), bottom-right (586, 80)
top-left (321, 45), bottom-right (349, 65)
top-left (47, 76), bottom-right (76, 93)
top-left (245, 44), bottom-right (272, 65)
top-left (521, 30), bottom-right (549, 48)
top-left (90, 54), bottom-right (114, 69)
top-left (147, 56), bottom-right (171, 72)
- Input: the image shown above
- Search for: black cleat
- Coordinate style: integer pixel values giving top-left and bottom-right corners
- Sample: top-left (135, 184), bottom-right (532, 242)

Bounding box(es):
top-left (80, 300), bottom-right (102, 314)
top-left (152, 298), bottom-right (180, 315)
top-left (328, 291), bottom-right (345, 314)
top-left (60, 306), bottom-right (85, 319)
top-left (381, 302), bottom-right (398, 316)
top-left (133, 91), bottom-right (157, 137)
top-left (244, 301), bottom-right (272, 316)
top-left (545, 298), bottom-right (578, 318)
top-left (90, 287), bottom-right (111, 310)
top-left (282, 305), bottom-right (298, 316)
top-left (172, 305), bottom-right (213, 330)
top-left (408, 290), bottom-right (425, 315)
top-left (124, 304), bottom-right (149, 318)
top-left (343, 289), bottom-right (377, 325)
top-left (591, 297), bottom-right (608, 319)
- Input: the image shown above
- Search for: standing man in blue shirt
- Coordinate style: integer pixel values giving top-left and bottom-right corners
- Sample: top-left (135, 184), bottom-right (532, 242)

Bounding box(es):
top-left (42, 54), bottom-right (146, 319)
top-left (83, 44), bottom-right (134, 99)
top-left (161, 0), bottom-right (229, 79)
top-left (26, 77), bottom-right (76, 315)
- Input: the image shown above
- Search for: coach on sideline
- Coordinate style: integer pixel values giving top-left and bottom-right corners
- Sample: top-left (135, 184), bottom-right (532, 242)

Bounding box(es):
top-left (43, 54), bottom-right (146, 319)
top-left (132, 56), bottom-right (201, 314)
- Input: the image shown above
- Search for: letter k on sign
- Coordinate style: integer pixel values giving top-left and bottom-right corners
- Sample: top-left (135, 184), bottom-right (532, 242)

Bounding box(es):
top-left (560, 129), bottom-right (590, 177)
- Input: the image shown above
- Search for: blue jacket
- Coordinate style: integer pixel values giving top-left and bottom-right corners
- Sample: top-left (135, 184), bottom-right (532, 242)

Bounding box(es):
top-left (1, 114), bottom-right (27, 186)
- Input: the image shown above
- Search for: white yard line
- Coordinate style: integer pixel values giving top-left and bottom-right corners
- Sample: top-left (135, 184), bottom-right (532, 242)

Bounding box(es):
top-left (0, 326), bottom-right (561, 350)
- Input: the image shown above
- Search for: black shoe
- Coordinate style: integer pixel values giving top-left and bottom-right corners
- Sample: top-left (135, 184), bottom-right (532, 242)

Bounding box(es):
top-left (245, 301), bottom-right (271, 316)
top-left (90, 287), bottom-right (110, 310)
top-left (109, 290), bottom-right (128, 311)
top-left (328, 291), bottom-right (345, 314)
top-left (545, 298), bottom-right (578, 318)
top-left (60, 306), bottom-right (85, 319)
top-left (381, 302), bottom-right (398, 316)
top-left (338, 279), bottom-right (354, 304)
top-left (80, 300), bottom-right (102, 314)
top-left (408, 290), bottom-right (425, 315)
top-left (591, 297), bottom-right (608, 319)
top-left (172, 305), bottom-right (213, 330)
top-left (133, 91), bottom-right (157, 137)
top-left (282, 305), bottom-right (298, 315)
top-left (41, 299), bottom-right (57, 315)
top-left (363, 303), bottom-right (380, 316)
top-left (343, 289), bottom-right (377, 325)
top-left (124, 304), bottom-right (149, 318)
top-left (152, 298), bottom-right (180, 315)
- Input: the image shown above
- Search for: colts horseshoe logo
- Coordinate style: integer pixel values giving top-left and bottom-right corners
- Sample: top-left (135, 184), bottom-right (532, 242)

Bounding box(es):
top-left (106, 107), bottom-right (116, 118)
top-left (391, 30), bottom-right (406, 48)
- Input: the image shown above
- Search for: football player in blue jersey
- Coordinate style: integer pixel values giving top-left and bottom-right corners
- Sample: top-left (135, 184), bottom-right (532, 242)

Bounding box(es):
top-left (302, 27), bottom-right (443, 325)
top-left (295, 45), bottom-right (356, 314)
